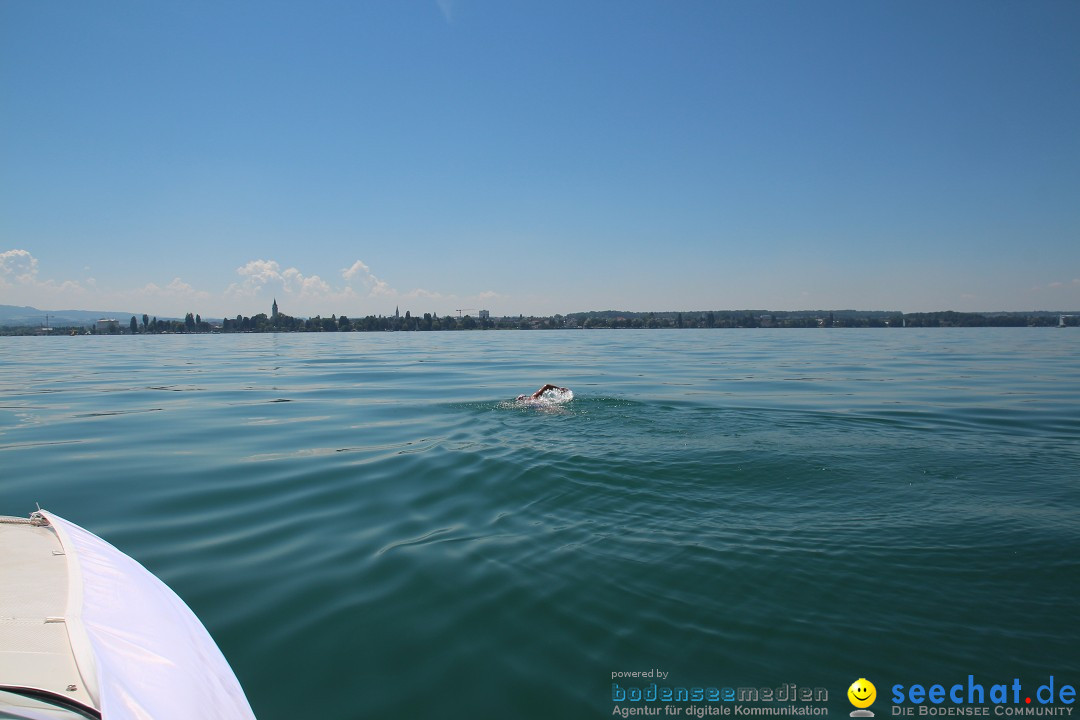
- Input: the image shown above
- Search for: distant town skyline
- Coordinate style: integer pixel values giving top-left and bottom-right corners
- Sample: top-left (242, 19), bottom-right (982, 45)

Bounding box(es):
top-left (2, 2), bottom-right (1079, 318)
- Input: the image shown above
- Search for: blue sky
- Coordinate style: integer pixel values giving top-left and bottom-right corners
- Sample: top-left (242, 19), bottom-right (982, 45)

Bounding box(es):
top-left (2, 1), bottom-right (1078, 318)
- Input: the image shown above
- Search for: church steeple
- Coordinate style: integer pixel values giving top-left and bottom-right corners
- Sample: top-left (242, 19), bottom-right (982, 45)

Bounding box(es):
top-left (272, 298), bottom-right (279, 319)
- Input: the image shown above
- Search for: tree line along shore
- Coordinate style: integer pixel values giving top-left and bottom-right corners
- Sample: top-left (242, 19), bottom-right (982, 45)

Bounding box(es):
top-left (3, 309), bottom-right (1076, 335)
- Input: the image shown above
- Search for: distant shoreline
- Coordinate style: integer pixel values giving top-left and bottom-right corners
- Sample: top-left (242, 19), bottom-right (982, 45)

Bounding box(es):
top-left (2, 309), bottom-right (1076, 335)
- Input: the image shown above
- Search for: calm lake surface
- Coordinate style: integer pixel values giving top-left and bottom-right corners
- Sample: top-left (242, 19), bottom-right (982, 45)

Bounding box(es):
top-left (2, 329), bottom-right (1078, 718)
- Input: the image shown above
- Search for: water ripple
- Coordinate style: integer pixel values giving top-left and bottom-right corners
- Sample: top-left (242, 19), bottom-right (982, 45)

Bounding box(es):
top-left (1, 330), bottom-right (1077, 718)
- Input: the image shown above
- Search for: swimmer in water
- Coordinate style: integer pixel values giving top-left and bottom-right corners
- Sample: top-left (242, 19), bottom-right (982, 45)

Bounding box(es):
top-left (517, 383), bottom-right (570, 401)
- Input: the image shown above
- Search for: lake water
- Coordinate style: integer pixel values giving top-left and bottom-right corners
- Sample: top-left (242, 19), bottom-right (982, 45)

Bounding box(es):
top-left (1, 329), bottom-right (1078, 718)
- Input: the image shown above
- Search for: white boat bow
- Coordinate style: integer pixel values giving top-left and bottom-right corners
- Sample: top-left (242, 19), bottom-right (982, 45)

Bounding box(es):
top-left (1, 511), bottom-right (256, 720)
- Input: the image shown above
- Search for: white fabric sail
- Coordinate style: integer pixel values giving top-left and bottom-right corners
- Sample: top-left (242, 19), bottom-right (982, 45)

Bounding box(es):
top-left (41, 511), bottom-right (256, 720)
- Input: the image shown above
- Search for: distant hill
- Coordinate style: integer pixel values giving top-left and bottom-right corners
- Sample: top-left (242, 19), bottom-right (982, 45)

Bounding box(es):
top-left (0, 304), bottom-right (140, 327)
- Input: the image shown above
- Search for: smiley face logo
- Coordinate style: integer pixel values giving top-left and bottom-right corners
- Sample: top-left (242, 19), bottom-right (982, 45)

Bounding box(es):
top-left (848, 678), bottom-right (876, 709)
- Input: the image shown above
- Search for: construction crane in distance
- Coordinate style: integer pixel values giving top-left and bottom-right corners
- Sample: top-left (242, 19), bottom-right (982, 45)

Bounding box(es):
top-left (455, 309), bottom-right (477, 318)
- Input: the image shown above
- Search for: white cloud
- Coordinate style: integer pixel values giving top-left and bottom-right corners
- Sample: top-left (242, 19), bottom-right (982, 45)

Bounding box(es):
top-left (2, 250), bottom-right (494, 318)
top-left (1033, 278), bottom-right (1080, 294)
top-left (43, 279), bottom-right (85, 294)
top-left (227, 259), bottom-right (284, 297)
top-left (227, 259), bottom-right (335, 300)
top-left (0, 248), bottom-right (84, 300)
top-left (0, 249), bottom-right (39, 285)
top-left (227, 257), bottom-right (504, 314)
top-left (341, 259), bottom-right (393, 296)
top-left (403, 287), bottom-right (444, 300)
top-left (0, 249), bottom-right (222, 317)
top-left (136, 277), bottom-right (209, 302)
top-left (279, 268), bottom-right (325, 296)
top-left (340, 259), bottom-right (368, 281)
top-left (340, 259), bottom-right (458, 304)
top-left (167, 277), bottom-right (197, 294)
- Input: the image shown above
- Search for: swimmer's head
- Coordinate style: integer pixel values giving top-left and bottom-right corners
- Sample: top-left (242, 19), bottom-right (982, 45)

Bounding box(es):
top-left (516, 394), bottom-right (526, 401)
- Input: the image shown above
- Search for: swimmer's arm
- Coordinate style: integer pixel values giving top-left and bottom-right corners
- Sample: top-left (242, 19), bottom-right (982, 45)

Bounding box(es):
top-left (531, 383), bottom-right (567, 398)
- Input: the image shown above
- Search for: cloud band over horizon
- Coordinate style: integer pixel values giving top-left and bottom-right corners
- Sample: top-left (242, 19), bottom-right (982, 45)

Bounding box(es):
top-left (0, 249), bottom-right (502, 318)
